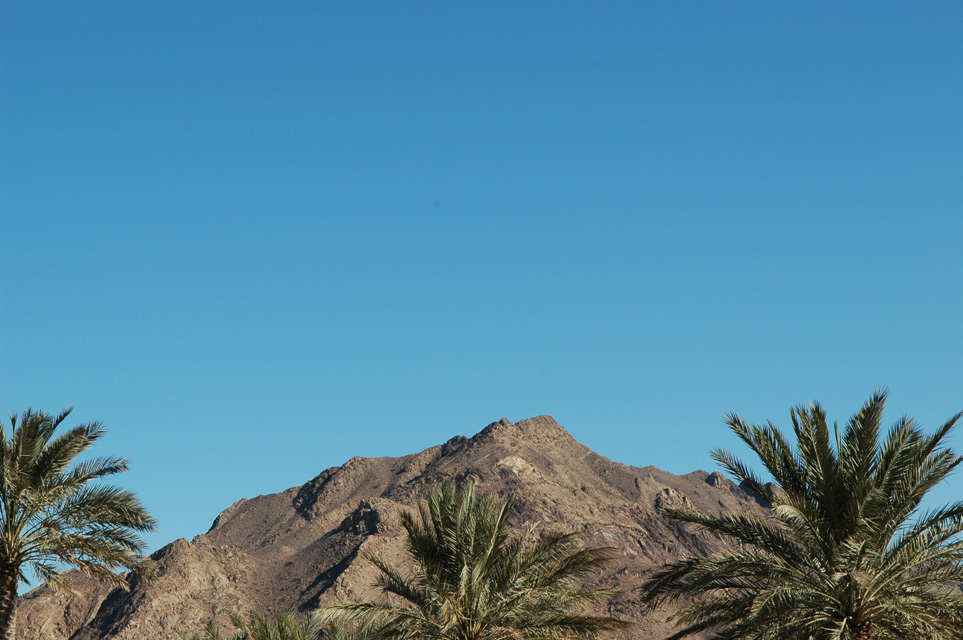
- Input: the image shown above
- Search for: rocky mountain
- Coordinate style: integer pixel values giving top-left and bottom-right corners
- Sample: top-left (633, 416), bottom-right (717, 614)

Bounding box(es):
top-left (18, 416), bottom-right (766, 640)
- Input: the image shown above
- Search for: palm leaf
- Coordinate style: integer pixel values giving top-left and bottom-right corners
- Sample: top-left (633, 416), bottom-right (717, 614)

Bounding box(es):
top-left (640, 391), bottom-right (963, 640)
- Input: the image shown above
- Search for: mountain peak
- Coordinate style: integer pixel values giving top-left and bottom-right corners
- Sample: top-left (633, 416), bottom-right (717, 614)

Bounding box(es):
top-left (473, 415), bottom-right (576, 446)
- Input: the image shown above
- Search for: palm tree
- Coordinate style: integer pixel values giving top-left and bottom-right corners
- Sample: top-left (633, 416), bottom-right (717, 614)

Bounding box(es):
top-left (638, 390), bottom-right (963, 640)
top-left (0, 408), bottom-right (156, 640)
top-left (233, 608), bottom-right (323, 640)
top-left (318, 481), bottom-right (628, 640)
top-left (177, 610), bottom-right (322, 640)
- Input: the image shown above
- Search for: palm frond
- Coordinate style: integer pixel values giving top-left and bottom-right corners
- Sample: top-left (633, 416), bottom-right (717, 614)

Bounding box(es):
top-left (0, 408), bottom-right (155, 638)
top-left (319, 481), bottom-right (627, 640)
top-left (640, 391), bottom-right (963, 639)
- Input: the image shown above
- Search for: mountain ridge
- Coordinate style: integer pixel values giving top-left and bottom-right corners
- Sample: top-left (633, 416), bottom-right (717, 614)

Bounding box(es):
top-left (18, 415), bottom-right (764, 640)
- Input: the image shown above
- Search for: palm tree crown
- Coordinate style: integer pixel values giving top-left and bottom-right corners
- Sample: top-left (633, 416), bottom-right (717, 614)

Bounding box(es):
top-left (319, 481), bottom-right (628, 640)
top-left (179, 609), bottom-right (322, 640)
top-left (233, 609), bottom-right (323, 640)
top-left (638, 390), bottom-right (963, 640)
top-left (0, 408), bottom-right (156, 640)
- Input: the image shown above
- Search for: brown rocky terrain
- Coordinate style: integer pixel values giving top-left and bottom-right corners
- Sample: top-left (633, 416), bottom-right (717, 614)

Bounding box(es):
top-left (17, 415), bottom-right (766, 639)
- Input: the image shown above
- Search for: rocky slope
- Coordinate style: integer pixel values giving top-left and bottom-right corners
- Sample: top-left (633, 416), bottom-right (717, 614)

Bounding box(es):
top-left (18, 416), bottom-right (765, 639)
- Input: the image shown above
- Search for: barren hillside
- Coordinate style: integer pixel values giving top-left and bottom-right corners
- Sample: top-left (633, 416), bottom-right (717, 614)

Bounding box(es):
top-left (18, 416), bottom-right (764, 639)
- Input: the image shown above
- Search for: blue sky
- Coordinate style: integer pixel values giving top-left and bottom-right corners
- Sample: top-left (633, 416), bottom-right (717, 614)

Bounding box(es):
top-left (2, 2), bottom-right (962, 559)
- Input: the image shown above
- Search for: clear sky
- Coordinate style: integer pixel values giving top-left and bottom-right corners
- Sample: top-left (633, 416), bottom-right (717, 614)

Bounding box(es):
top-left (2, 2), bottom-right (962, 558)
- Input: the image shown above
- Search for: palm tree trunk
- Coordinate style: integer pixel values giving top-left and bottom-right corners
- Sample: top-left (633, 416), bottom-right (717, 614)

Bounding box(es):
top-left (0, 563), bottom-right (19, 640)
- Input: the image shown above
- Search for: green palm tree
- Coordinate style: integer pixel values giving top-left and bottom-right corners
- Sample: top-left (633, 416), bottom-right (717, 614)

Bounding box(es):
top-left (638, 390), bottom-right (963, 640)
top-left (0, 408), bottom-right (156, 640)
top-left (177, 610), bottom-right (322, 640)
top-left (318, 481), bottom-right (628, 640)
top-left (233, 608), bottom-right (323, 640)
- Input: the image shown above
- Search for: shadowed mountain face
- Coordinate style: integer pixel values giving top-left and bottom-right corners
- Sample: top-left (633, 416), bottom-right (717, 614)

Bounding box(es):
top-left (18, 416), bottom-right (764, 640)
